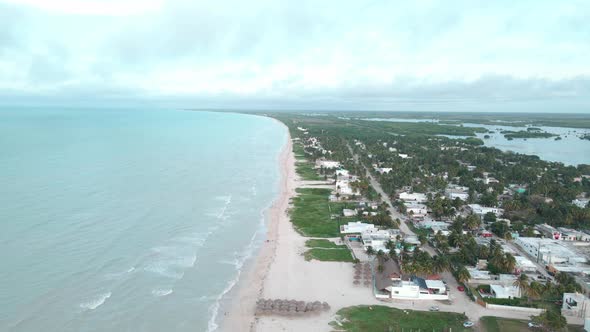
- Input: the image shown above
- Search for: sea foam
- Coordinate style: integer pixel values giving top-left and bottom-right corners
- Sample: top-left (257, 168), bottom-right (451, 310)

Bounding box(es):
top-left (80, 292), bottom-right (111, 311)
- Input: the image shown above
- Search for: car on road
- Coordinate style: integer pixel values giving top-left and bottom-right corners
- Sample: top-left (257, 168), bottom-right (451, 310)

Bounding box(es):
top-left (457, 286), bottom-right (465, 292)
top-left (429, 306), bottom-right (439, 311)
top-left (463, 321), bottom-right (474, 328)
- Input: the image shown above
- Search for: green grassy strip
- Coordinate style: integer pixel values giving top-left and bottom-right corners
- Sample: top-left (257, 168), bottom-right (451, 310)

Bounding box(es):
top-left (295, 161), bottom-right (322, 181)
top-left (304, 248), bottom-right (354, 262)
top-left (305, 239), bottom-right (347, 249)
top-left (330, 306), bottom-right (469, 332)
top-left (290, 188), bottom-right (340, 237)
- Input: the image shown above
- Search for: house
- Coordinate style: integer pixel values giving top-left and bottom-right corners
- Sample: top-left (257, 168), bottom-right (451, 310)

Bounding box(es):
top-left (405, 203), bottom-right (428, 217)
top-left (340, 221), bottom-right (376, 234)
top-left (316, 159), bottom-right (341, 169)
top-left (467, 267), bottom-right (492, 281)
top-left (514, 256), bottom-right (536, 273)
top-left (398, 153), bottom-right (409, 159)
top-left (375, 167), bottom-right (393, 174)
top-left (467, 204), bottom-right (504, 218)
top-left (361, 229), bottom-right (399, 253)
top-left (573, 198), bottom-right (589, 209)
top-left (387, 276), bottom-right (449, 300)
top-left (445, 186), bottom-right (469, 201)
top-left (490, 284), bottom-right (521, 299)
top-left (557, 227), bottom-right (590, 242)
top-left (562, 293), bottom-right (590, 319)
top-left (399, 192), bottom-right (428, 203)
top-left (342, 209), bottom-right (357, 217)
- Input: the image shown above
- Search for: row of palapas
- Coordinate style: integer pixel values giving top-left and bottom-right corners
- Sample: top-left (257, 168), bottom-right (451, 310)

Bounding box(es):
top-left (255, 299), bottom-right (330, 316)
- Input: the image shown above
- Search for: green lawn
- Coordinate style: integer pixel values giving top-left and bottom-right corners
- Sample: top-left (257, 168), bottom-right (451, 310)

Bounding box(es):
top-left (304, 248), bottom-right (354, 262)
top-left (305, 239), bottom-right (347, 249)
top-left (480, 316), bottom-right (585, 332)
top-left (304, 239), bottom-right (354, 262)
top-left (293, 142), bottom-right (307, 158)
top-left (331, 306), bottom-right (469, 332)
top-left (295, 161), bottom-right (323, 181)
top-left (290, 188), bottom-right (341, 237)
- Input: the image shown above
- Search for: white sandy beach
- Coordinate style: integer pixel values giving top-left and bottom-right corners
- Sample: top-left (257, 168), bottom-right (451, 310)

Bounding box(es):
top-left (222, 127), bottom-right (377, 332)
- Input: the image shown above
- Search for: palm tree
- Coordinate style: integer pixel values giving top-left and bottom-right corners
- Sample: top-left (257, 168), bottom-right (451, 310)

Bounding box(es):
top-left (528, 281), bottom-right (543, 302)
top-left (366, 246), bottom-right (375, 256)
top-left (503, 253), bottom-right (517, 273)
top-left (456, 266), bottom-right (471, 284)
top-left (385, 240), bottom-right (395, 250)
top-left (513, 274), bottom-right (530, 298)
top-left (432, 255), bottom-right (450, 274)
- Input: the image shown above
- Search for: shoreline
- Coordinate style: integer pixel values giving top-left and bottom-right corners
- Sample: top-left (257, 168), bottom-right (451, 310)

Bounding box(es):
top-left (221, 121), bottom-right (296, 331)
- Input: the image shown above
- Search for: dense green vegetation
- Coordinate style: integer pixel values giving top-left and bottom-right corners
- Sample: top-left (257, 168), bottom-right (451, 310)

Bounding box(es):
top-left (501, 130), bottom-right (557, 139)
top-left (330, 306), bottom-right (469, 332)
top-left (290, 188), bottom-right (340, 237)
top-left (274, 111), bottom-right (590, 229)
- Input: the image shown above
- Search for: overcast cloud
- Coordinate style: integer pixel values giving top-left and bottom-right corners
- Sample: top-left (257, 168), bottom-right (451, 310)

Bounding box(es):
top-left (1, 0), bottom-right (589, 111)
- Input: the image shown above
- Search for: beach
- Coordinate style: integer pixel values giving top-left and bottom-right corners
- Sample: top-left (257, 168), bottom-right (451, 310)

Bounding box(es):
top-left (222, 125), bottom-right (377, 332)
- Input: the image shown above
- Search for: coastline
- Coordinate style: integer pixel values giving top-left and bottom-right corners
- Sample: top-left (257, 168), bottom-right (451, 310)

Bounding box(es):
top-left (220, 121), bottom-right (296, 331)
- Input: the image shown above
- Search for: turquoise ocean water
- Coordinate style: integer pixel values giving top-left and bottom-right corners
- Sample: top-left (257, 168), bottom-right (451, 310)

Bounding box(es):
top-left (0, 107), bottom-right (286, 331)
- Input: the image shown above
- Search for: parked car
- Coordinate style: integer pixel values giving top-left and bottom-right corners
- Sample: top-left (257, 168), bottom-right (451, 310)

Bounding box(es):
top-left (463, 321), bottom-right (474, 328)
top-left (457, 286), bottom-right (465, 292)
top-left (429, 306), bottom-right (439, 311)
top-left (528, 322), bottom-right (541, 328)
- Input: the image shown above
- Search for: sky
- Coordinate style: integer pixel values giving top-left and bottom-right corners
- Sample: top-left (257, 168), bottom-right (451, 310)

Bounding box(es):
top-left (1, 0), bottom-right (589, 112)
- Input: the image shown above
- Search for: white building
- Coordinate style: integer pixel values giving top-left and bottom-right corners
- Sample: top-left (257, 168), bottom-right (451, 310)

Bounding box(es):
top-left (399, 192), bottom-right (428, 203)
top-left (336, 180), bottom-right (359, 197)
top-left (361, 229), bottom-right (400, 252)
top-left (387, 277), bottom-right (449, 300)
top-left (573, 198), bottom-right (589, 209)
top-left (398, 153), bottom-right (409, 159)
top-left (316, 160), bottom-right (341, 169)
top-left (514, 256), bottom-right (537, 273)
top-left (490, 284), bottom-right (521, 299)
top-left (515, 237), bottom-right (581, 265)
top-left (342, 209), bottom-right (357, 217)
top-left (375, 167), bottom-right (393, 174)
top-left (445, 187), bottom-right (469, 201)
top-left (467, 267), bottom-right (492, 281)
top-left (467, 204), bottom-right (504, 218)
top-left (405, 203), bottom-right (428, 217)
top-left (340, 221), bottom-right (376, 234)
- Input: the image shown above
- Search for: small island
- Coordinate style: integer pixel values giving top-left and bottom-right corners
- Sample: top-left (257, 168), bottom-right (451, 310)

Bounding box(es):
top-left (501, 130), bottom-right (557, 139)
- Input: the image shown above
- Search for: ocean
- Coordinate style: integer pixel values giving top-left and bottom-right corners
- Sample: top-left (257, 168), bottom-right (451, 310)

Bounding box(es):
top-left (0, 107), bottom-right (287, 332)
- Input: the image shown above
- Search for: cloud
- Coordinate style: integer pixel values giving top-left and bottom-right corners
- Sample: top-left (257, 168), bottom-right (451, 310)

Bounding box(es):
top-left (0, 0), bottom-right (589, 111)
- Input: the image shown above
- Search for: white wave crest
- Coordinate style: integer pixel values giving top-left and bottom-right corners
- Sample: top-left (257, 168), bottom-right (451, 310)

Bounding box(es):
top-left (151, 289), bottom-right (173, 297)
top-left (80, 292), bottom-right (111, 311)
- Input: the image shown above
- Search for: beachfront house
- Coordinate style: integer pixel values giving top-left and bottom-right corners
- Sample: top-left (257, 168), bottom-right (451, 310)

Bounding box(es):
top-left (340, 221), bottom-right (376, 234)
top-left (376, 266), bottom-right (450, 300)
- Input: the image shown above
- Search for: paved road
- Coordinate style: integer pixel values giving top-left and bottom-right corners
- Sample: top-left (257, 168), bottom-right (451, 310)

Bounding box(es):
top-left (346, 144), bottom-right (415, 237)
